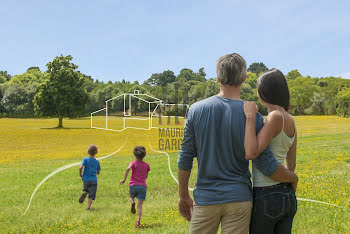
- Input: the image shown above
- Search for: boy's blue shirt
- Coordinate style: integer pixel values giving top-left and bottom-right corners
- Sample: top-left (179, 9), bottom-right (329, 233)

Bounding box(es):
top-left (82, 157), bottom-right (101, 181)
top-left (178, 95), bottom-right (278, 205)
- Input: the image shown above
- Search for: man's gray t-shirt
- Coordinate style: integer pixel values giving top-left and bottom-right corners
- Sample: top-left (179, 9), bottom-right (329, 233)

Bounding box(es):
top-left (178, 95), bottom-right (278, 205)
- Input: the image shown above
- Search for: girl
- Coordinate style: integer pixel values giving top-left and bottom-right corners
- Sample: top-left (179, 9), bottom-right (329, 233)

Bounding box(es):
top-left (244, 69), bottom-right (297, 234)
top-left (120, 146), bottom-right (150, 228)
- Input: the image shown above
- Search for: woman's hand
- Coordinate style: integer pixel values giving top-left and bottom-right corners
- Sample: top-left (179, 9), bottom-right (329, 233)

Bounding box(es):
top-left (120, 179), bottom-right (126, 185)
top-left (244, 101), bottom-right (258, 118)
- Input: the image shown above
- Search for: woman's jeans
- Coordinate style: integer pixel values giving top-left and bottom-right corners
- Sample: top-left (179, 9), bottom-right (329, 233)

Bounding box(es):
top-left (250, 183), bottom-right (297, 234)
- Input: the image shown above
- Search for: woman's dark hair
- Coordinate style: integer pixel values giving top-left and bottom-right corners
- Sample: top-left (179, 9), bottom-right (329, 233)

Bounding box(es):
top-left (257, 68), bottom-right (290, 111)
top-left (133, 146), bottom-right (146, 160)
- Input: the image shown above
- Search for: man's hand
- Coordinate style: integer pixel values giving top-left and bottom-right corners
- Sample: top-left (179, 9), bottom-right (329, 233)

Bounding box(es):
top-left (178, 195), bottom-right (194, 221)
top-left (243, 101), bottom-right (258, 119)
top-left (120, 179), bottom-right (126, 185)
top-left (270, 163), bottom-right (298, 184)
top-left (79, 173), bottom-right (82, 178)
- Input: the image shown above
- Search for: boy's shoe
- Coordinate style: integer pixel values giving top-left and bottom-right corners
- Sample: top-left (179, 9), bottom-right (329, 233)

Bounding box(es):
top-left (87, 208), bottom-right (92, 211)
top-left (135, 221), bottom-right (141, 228)
top-left (79, 191), bottom-right (88, 203)
top-left (131, 203), bottom-right (136, 214)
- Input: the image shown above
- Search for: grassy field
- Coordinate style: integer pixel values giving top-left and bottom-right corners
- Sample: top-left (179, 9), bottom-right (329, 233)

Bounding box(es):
top-left (0, 116), bottom-right (349, 233)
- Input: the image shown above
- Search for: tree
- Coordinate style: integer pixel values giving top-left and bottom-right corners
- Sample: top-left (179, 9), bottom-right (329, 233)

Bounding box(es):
top-left (286, 70), bottom-right (302, 80)
top-left (0, 75), bottom-right (5, 84)
top-left (144, 70), bottom-right (176, 86)
top-left (199, 67), bottom-right (206, 78)
top-left (0, 85), bottom-right (5, 116)
top-left (177, 68), bottom-right (206, 82)
top-left (204, 80), bottom-right (219, 98)
top-left (247, 62), bottom-right (268, 76)
top-left (0, 71), bottom-right (12, 82)
top-left (8, 68), bottom-right (44, 86)
top-left (33, 55), bottom-right (89, 128)
top-left (188, 82), bottom-right (207, 104)
top-left (27, 67), bottom-right (41, 72)
top-left (240, 83), bottom-right (255, 101)
top-left (335, 87), bottom-right (350, 117)
top-left (2, 84), bottom-right (36, 117)
top-left (289, 76), bottom-right (318, 114)
top-left (305, 92), bottom-right (326, 115)
top-left (245, 72), bottom-right (258, 89)
top-left (317, 77), bottom-right (350, 114)
top-left (82, 74), bottom-right (97, 93)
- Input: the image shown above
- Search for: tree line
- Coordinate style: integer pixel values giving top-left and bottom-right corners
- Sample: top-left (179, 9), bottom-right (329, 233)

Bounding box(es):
top-left (0, 55), bottom-right (349, 127)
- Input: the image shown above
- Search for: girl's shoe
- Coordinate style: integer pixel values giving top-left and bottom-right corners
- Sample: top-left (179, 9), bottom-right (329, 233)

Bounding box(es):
top-left (131, 203), bottom-right (136, 214)
top-left (135, 221), bottom-right (141, 228)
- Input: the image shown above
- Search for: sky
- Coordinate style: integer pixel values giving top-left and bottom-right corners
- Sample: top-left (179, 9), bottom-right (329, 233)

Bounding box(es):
top-left (1, 0), bottom-right (350, 82)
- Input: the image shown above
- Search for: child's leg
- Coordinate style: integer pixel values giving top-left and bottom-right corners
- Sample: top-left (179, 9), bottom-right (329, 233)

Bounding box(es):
top-left (79, 182), bottom-right (89, 203)
top-left (87, 198), bottom-right (93, 209)
top-left (130, 196), bottom-right (136, 214)
top-left (86, 182), bottom-right (97, 209)
top-left (137, 200), bottom-right (143, 223)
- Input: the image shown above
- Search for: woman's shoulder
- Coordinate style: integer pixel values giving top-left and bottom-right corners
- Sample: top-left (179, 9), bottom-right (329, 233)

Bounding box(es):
top-left (265, 110), bottom-right (284, 135)
top-left (266, 110), bottom-right (284, 123)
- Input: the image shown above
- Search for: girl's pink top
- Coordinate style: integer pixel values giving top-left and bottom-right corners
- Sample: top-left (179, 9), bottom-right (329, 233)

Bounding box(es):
top-left (129, 160), bottom-right (150, 187)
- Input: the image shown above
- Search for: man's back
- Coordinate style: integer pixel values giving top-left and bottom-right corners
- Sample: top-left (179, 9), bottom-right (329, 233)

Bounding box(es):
top-left (178, 95), bottom-right (253, 205)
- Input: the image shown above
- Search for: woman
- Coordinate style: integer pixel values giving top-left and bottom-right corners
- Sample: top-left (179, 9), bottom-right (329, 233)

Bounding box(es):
top-left (244, 68), bottom-right (297, 234)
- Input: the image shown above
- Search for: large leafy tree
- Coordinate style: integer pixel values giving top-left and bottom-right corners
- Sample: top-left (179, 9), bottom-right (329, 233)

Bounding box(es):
top-left (289, 76), bottom-right (318, 114)
top-left (2, 84), bottom-right (36, 117)
top-left (34, 55), bottom-right (89, 128)
top-left (247, 62), bottom-right (268, 76)
top-left (0, 68), bottom-right (44, 117)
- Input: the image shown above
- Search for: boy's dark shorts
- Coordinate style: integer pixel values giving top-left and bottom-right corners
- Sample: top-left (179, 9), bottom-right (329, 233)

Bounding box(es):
top-left (82, 181), bottom-right (98, 200)
top-left (129, 185), bottom-right (147, 201)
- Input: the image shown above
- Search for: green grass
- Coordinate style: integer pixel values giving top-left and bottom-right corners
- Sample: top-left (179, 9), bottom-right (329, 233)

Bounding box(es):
top-left (0, 116), bottom-right (349, 233)
top-left (0, 153), bottom-right (198, 233)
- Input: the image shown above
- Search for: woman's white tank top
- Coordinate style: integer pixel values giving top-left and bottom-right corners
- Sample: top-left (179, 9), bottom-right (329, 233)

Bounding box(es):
top-left (252, 111), bottom-right (296, 187)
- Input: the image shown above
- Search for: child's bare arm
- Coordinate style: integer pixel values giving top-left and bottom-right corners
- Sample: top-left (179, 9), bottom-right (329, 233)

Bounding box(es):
top-left (120, 164), bottom-right (132, 185)
top-left (79, 164), bottom-right (84, 178)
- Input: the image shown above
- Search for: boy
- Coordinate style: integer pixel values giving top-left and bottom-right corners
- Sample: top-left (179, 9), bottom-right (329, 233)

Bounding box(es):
top-left (79, 144), bottom-right (101, 210)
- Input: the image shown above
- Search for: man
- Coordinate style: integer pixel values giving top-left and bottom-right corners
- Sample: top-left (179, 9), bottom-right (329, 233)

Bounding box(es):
top-left (177, 53), bottom-right (298, 234)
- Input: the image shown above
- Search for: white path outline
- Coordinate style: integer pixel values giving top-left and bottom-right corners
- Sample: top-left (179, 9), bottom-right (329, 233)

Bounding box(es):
top-left (22, 138), bottom-right (128, 216)
top-left (297, 197), bottom-right (348, 210)
top-left (147, 137), bottom-right (194, 192)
